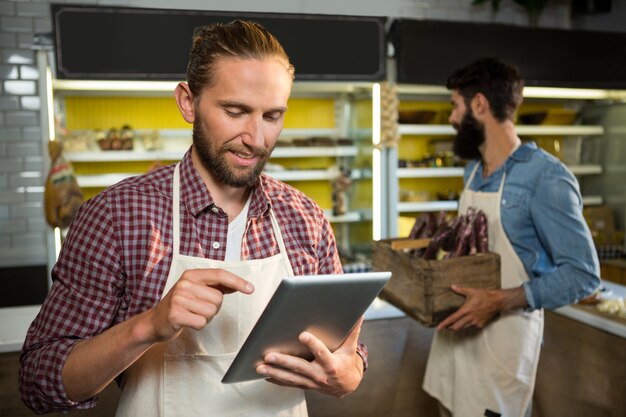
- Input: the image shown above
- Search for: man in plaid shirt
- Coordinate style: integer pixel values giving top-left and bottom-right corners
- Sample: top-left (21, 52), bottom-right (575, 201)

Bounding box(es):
top-left (20, 20), bottom-right (367, 416)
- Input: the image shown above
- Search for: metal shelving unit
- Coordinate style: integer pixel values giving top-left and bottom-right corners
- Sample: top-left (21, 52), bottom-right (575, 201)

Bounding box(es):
top-left (63, 145), bottom-right (359, 163)
top-left (75, 168), bottom-right (370, 188)
top-left (42, 59), bottom-right (379, 268)
top-left (387, 84), bottom-right (609, 237)
top-left (398, 124), bottom-right (605, 137)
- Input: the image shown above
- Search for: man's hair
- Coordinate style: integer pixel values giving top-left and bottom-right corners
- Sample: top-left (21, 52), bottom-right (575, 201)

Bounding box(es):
top-left (446, 57), bottom-right (524, 122)
top-left (186, 19), bottom-right (295, 98)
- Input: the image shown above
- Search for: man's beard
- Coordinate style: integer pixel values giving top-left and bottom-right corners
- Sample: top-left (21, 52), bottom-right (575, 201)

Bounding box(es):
top-left (192, 122), bottom-right (271, 188)
top-left (452, 108), bottom-right (485, 161)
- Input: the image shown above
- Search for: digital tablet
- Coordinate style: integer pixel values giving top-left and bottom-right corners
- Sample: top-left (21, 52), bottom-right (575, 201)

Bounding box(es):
top-left (221, 271), bottom-right (391, 383)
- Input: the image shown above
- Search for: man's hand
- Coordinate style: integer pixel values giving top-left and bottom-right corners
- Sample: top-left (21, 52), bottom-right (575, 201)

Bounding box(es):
top-left (436, 285), bottom-right (528, 332)
top-left (137, 268), bottom-right (254, 344)
top-left (64, 269), bottom-right (254, 402)
top-left (256, 316), bottom-right (366, 398)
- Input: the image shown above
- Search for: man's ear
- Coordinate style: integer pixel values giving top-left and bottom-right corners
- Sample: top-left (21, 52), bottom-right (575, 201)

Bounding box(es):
top-left (174, 82), bottom-right (196, 124)
top-left (471, 93), bottom-right (490, 117)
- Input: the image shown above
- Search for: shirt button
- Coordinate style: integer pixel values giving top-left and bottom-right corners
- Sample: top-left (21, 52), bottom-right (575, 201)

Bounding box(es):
top-left (502, 198), bottom-right (507, 205)
top-left (211, 206), bottom-right (219, 214)
top-left (212, 242), bottom-right (220, 249)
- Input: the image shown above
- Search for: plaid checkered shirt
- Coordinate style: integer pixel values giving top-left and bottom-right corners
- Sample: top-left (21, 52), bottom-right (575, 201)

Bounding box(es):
top-left (20, 149), bottom-right (367, 413)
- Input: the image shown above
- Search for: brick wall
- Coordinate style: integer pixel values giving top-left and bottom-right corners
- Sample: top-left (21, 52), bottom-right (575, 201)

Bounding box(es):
top-left (0, 0), bottom-right (572, 270)
top-left (0, 0), bottom-right (50, 268)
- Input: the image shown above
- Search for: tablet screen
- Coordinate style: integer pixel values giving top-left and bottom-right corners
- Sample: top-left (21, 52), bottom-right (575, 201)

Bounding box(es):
top-left (221, 271), bottom-right (391, 383)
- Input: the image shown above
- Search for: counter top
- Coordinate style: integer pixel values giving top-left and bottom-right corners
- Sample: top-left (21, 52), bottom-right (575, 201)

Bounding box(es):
top-left (3, 282), bottom-right (624, 353)
top-left (0, 298), bottom-right (406, 354)
top-left (553, 280), bottom-right (626, 339)
top-left (365, 281), bottom-right (626, 340)
top-left (0, 305), bottom-right (39, 353)
top-left (364, 297), bottom-right (405, 321)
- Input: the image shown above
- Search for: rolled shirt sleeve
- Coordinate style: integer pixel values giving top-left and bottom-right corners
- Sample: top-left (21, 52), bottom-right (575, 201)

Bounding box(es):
top-left (523, 163), bottom-right (601, 310)
top-left (19, 194), bottom-right (124, 413)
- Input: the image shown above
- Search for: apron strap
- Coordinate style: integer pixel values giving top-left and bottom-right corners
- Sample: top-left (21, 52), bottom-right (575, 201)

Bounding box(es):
top-left (269, 210), bottom-right (295, 277)
top-left (464, 162), bottom-right (507, 199)
top-left (465, 140), bottom-right (519, 194)
top-left (173, 163), bottom-right (182, 257)
top-left (465, 162), bottom-right (481, 191)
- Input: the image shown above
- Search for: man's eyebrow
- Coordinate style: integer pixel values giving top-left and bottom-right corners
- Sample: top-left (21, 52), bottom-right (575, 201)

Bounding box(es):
top-left (267, 106), bottom-right (288, 113)
top-left (218, 100), bottom-right (252, 112)
top-left (218, 100), bottom-right (287, 114)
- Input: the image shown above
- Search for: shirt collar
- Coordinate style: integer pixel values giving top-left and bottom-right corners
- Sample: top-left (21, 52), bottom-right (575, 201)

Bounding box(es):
top-left (178, 148), bottom-right (271, 218)
top-left (509, 141), bottom-right (537, 162)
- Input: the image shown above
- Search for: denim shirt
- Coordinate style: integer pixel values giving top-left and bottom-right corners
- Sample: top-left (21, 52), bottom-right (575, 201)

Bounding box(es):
top-left (464, 142), bottom-right (601, 310)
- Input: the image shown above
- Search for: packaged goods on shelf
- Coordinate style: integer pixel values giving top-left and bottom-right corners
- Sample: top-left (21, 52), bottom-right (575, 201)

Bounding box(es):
top-left (399, 190), bottom-right (431, 202)
top-left (398, 109), bottom-right (437, 124)
top-left (584, 205), bottom-right (621, 245)
top-left (518, 108), bottom-right (579, 125)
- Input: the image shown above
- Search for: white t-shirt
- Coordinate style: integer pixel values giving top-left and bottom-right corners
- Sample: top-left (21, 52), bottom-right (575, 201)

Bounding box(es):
top-left (225, 194), bottom-right (252, 261)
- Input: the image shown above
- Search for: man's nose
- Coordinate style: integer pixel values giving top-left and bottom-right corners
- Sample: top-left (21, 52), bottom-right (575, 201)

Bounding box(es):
top-left (243, 116), bottom-right (264, 148)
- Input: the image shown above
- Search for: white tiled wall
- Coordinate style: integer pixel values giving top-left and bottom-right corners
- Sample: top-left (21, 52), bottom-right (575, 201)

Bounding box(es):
top-left (0, 0), bottom-right (614, 268)
top-left (1, 0), bottom-right (47, 267)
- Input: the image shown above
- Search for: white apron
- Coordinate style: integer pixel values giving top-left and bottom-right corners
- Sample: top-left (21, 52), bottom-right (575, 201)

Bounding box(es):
top-left (423, 163), bottom-right (544, 417)
top-left (115, 163), bottom-right (307, 417)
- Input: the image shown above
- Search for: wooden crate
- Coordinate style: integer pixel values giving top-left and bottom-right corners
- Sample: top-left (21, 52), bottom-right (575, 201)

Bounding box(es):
top-left (372, 238), bottom-right (501, 327)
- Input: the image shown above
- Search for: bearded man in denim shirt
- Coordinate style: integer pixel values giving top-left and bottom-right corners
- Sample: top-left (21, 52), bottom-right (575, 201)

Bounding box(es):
top-left (422, 57), bottom-right (601, 417)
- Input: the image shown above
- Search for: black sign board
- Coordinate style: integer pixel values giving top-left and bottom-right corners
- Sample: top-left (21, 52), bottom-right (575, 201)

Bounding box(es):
top-left (390, 19), bottom-right (626, 89)
top-left (52, 4), bottom-right (386, 81)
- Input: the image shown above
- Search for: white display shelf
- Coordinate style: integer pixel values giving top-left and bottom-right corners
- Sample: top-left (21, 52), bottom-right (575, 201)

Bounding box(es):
top-left (397, 200), bottom-right (459, 213)
top-left (279, 128), bottom-right (341, 138)
top-left (74, 172), bottom-right (362, 224)
top-left (266, 168), bottom-right (366, 182)
top-left (52, 79), bottom-right (178, 95)
top-left (517, 125), bottom-right (604, 136)
top-left (67, 127), bottom-right (339, 139)
top-left (398, 125), bottom-right (455, 136)
top-left (65, 145), bottom-right (358, 163)
top-left (397, 164), bottom-right (602, 179)
top-left (398, 167), bottom-right (463, 178)
top-left (395, 84), bottom-right (626, 100)
top-left (53, 79), bottom-right (375, 95)
top-left (569, 164), bottom-right (603, 176)
top-left (582, 195), bottom-right (603, 206)
top-left (65, 150), bottom-right (185, 162)
top-left (76, 169), bottom-right (367, 188)
top-left (323, 210), bottom-right (362, 223)
top-left (398, 124), bottom-right (604, 137)
top-left (272, 146), bottom-right (358, 158)
top-left (397, 195), bottom-right (601, 213)
top-left (76, 173), bottom-right (136, 188)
